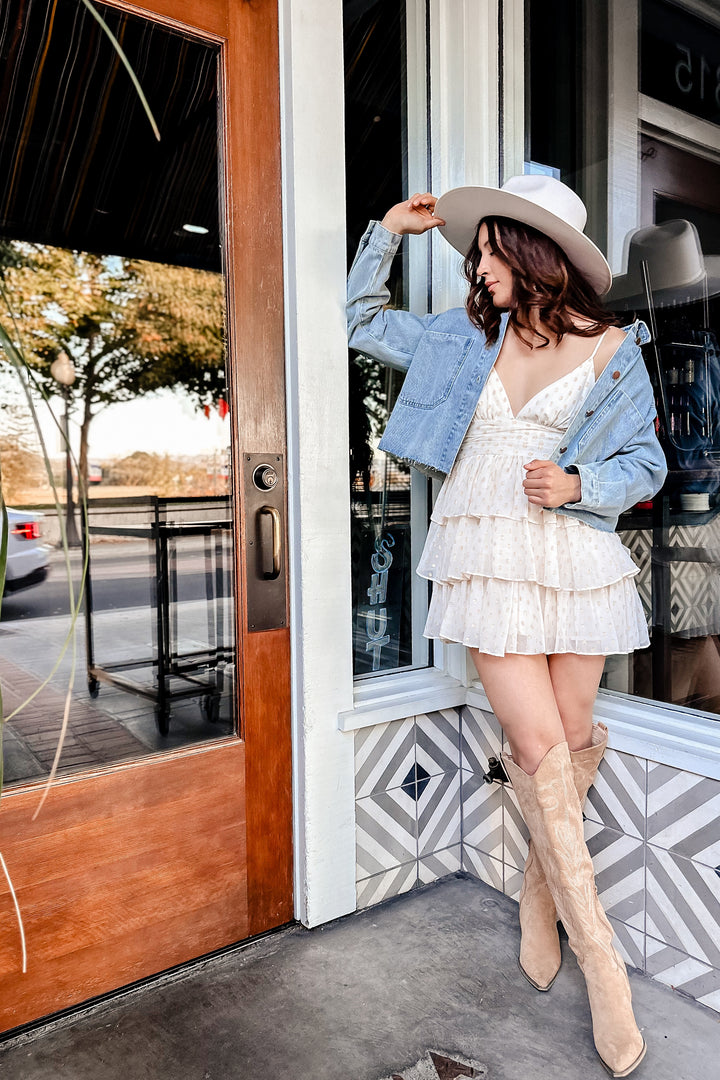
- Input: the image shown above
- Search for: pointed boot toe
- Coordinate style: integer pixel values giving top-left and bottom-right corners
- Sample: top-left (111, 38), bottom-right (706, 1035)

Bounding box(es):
top-left (503, 743), bottom-right (646, 1077)
top-left (515, 723), bottom-right (609, 993)
top-left (518, 842), bottom-right (561, 991)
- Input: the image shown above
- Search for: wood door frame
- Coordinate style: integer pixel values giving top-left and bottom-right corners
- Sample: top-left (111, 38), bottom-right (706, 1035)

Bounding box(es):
top-left (0, 0), bottom-right (292, 1033)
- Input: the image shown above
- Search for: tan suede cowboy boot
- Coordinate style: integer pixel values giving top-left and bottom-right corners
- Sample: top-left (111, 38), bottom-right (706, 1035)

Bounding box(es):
top-left (503, 741), bottom-right (646, 1078)
top-left (518, 722), bottom-right (609, 991)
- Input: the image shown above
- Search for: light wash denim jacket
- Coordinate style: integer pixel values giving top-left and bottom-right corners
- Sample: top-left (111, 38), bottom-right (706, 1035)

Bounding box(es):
top-left (347, 221), bottom-right (668, 533)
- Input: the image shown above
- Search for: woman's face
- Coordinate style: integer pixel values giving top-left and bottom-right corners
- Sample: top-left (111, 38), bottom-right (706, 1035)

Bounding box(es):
top-left (477, 222), bottom-right (514, 307)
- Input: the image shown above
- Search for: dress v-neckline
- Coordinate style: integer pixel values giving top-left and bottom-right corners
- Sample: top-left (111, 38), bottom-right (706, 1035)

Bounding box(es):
top-left (491, 355), bottom-right (595, 419)
top-left (492, 330), bottom-right (608, 419)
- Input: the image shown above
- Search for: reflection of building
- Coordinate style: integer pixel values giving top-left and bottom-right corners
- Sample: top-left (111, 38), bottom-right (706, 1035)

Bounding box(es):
top-left (1, 0), bottom-right (720, 1036)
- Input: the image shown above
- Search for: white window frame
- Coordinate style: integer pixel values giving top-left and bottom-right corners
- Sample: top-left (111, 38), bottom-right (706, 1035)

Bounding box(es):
top-left (341, 0), bottom-right (720, 783)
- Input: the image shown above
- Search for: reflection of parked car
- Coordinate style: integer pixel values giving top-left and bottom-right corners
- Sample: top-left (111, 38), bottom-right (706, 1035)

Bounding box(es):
top-left (3, 509), bottom-right (51, 593)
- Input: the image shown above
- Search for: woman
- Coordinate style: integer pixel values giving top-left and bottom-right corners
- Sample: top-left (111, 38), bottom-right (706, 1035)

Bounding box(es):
top-left (347, 175), bottom-right (667, 1078)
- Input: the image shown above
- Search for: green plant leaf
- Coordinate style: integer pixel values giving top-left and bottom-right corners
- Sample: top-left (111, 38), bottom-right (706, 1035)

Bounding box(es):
top-left (78, 0), bottom-right (161, 142)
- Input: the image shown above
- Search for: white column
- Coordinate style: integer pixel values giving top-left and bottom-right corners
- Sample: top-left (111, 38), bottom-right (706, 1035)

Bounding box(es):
top-left (279, 0), bottom-right (357, 927)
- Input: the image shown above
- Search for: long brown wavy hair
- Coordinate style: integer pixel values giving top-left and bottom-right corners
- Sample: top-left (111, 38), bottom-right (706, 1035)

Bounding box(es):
top-left (463, 216), bottom-right (620, 347)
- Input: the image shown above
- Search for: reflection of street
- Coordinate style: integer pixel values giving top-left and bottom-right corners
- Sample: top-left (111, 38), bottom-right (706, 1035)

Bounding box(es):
top-left (0, 538), bottom-right (235, 787)
top-left (1, 539), bottom-right (231, 620)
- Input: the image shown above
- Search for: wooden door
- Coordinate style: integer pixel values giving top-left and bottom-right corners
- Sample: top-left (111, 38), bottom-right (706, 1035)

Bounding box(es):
top-left (0, 0), bottom-right (292, 1033)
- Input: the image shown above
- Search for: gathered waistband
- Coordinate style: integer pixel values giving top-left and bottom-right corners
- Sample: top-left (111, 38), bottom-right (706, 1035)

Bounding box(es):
top-left (457, 419), bottom-right (564, 459)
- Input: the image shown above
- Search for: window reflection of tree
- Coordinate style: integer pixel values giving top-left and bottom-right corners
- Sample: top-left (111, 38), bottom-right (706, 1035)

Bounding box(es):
top-left (0, 242), bottom-right (225, 498)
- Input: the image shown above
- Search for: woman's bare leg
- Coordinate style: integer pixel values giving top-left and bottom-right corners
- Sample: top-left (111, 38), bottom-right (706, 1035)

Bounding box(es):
top-left (547, 653), bottom-right (606, 751)
top-left (468, 650), bottom-right (565, 773)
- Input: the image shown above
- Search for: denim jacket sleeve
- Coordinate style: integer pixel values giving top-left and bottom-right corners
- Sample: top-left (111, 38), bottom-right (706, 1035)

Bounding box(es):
top-left (565, 375), bottom-right (667, 517)
top-left (347, 221), bottom-right (439, 372)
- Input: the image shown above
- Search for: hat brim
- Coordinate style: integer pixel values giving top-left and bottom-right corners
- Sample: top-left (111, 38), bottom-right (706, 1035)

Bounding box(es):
top-left (607, 257), bottom-right (720, 310)
top-left (434, 185), bottom-right (612, 296)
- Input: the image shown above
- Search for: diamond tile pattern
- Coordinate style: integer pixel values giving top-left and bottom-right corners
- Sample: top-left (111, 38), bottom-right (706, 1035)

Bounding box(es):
top-left (463, 845), bottom-right (503, 891)
top-left (585, 821), bottom-right (645, 929)
top-left (609, 918), bottom-right (645, 971)
top-left (418, 844), bottom-right (462, 885)
top-left (356, 787), bottom-right (417, 880)
top-left (355, 717), bottom-right (415, 798)
top-left (355, 711), bottom-right (461, 888)
top-left (461, 773), bottom-right (503, 859)
top-left (647, 762), bottom-right (720, 867)
top-left (353, 702), bottom-right (720, 1016)
top-left (356, 862), bottom-right (418, 910)
top-left (646, 845), bottom-right (720, 969)
top-left (419, 772), bottom-right (461, 856)
top-left (416, 708), bottom-right (461, 777)
top-left (460, 704), bottom-right (501, 774)
top-left (584, 750), bottom-right (646, 839)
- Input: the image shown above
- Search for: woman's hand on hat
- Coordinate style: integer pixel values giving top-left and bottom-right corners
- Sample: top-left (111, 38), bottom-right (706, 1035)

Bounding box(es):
top-left (381, 193), bottom-right (446, 236)
top-left (523, 460), bottom-right (582, 507)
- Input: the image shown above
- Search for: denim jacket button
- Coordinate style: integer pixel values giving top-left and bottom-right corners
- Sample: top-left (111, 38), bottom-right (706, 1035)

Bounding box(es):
top-left (585, 409), bottom-right (594, 416)
top-left (559, 446), bottom-right (568, 454)
top-left (612, 370), bottom-right (620, 379)
top-left (636, 335), bottom-right (641, 344)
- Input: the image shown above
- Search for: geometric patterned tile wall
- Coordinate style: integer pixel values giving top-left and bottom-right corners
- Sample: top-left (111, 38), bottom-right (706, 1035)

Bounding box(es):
top-left (354, 702), bottom-right (720, 1015)
top-left (355, 710), bottom-right (462, 909)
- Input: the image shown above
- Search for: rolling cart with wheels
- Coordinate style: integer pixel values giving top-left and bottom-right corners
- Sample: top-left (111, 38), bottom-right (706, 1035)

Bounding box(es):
top-left (83, 495), bottom-right (234, 735)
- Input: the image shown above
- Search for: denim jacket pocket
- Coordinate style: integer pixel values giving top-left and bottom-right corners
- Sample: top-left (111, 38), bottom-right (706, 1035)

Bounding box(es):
top-left (397, 330), bottom-right (474, 409)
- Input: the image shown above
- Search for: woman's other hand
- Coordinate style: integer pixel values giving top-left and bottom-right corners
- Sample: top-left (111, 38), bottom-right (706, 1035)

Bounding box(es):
top-left (381, 193), bottom-right (446, 235)
top-left (523, 460), bottom-right (582, 507)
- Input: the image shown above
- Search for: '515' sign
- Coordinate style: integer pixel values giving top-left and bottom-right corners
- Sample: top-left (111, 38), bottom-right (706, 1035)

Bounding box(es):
top-left (641, 0), bottom-right (720, 126)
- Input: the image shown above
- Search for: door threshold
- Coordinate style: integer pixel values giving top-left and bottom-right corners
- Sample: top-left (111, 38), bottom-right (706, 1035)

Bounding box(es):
top-left (0, 921), bottom-right (298, 1048)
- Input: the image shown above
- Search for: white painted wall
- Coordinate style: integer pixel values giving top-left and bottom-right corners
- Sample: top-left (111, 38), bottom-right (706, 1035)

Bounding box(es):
top-left (279, 0), bottom-right (357, 928)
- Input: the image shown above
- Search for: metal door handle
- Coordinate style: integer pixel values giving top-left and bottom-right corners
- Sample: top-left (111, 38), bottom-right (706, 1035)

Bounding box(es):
top-left (259, 505), bottom-right (282, 579)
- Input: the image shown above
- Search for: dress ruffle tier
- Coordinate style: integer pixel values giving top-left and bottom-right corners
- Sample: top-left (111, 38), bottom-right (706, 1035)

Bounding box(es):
top-left (418, 359), bottom-right (649, 656)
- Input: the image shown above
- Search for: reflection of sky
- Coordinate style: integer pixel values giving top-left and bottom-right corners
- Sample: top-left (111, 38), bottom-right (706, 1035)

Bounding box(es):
top-left (42, 388), bottom-right (228, 459)
top-left (1, 369), bottom-right (229, 461)
top-left (87, 390), bottom-right (229, 458)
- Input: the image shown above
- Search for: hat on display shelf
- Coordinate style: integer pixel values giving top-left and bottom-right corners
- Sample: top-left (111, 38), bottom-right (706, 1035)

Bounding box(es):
top-left (606, 218), bottom-right (720, 310)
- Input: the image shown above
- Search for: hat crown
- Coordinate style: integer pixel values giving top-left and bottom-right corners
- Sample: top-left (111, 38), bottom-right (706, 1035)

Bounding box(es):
top-left (500, 175), bottom-right (588, 234)
top-left (624, 219), bottom-right (705, 291)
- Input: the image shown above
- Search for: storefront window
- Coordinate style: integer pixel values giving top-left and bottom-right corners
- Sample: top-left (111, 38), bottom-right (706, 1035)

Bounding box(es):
top-left (0, 1), bottom-right (235, 784)
top-left (344, 0), bottom-right (429, 676)
top-left (526, 0), bottom-right (720, 718)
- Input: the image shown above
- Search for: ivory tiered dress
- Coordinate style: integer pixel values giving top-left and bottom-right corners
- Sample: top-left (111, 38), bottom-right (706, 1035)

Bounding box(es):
top-left (417, 350), bottom-right (649, 656)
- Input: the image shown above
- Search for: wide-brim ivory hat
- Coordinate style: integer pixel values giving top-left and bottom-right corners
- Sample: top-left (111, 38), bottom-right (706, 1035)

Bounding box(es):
top-left (435, 174), bottom-right (612, 296)
top-left (606, 219), bottom-right (720, 310)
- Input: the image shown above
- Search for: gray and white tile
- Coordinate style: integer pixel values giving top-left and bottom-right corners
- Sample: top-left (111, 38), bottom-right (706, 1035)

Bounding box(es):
top-left (416, 708), bottom-right (461, 778)
top-left (502, 784), bottom-right (529, 871)
top-left (463, 845), bottom-right (504, 892)
top-left (462, 772), bottom-right (503, 860)
top-left (584, 749), bottom-right (646, 839)
top-left (585, 821), bottom-right (645, 930)
top-left (418, 772), bottom-right (461, 857)
top-left (460, 705), bottom-right (502, 775)
top-left (503, 864), bottom-right (524, 902)
top-left (418, 844), bottom-right (462, 885)
top-left (647, 762), bottom-right (720, 868)
top-left (609, 918), bottom-right (645, 972)
top-left (646, 845), bottom-right (720, 969)
top-left (646, 935), bottom-right (720, 1014)
top-left (356, 787), bottom-right (417, 881)
top-left (356, 862), bottom-right (418, 909)
top-left (354, 716), bottom-right (415, 798)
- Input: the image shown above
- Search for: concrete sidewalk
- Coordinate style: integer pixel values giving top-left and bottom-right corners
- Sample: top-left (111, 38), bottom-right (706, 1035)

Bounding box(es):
top-left (1, 876), bottom-right (717, 1080)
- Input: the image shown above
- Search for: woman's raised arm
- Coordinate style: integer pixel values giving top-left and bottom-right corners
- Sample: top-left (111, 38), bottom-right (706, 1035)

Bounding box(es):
top-left (347, 194), bottom-right (445, 372)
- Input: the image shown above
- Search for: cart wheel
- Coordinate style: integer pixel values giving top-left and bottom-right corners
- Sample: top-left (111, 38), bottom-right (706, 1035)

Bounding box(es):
top-left (88, 678), bottom-right (100, 699)
top-left (155, 704), bottom-right (170, 736)
top-left (201, 694), bottom-right (221, 724)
